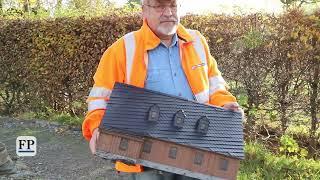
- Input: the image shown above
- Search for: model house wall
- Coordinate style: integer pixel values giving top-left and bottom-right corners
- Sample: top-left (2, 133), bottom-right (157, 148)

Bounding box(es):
top-left (97, 131), bottom-right (240, 179)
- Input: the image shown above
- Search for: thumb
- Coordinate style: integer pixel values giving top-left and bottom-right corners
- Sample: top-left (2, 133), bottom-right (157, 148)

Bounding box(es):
top-left (224, 103), bottom-right (239, 110)
top-left (89, 136), bottom-right (96, 154)
top-left (89, 130), bottom-right (99, 155)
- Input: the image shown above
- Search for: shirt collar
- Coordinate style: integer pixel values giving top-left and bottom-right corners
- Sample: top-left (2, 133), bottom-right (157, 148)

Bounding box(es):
top-left (159, 33), bottom-right (178, 48)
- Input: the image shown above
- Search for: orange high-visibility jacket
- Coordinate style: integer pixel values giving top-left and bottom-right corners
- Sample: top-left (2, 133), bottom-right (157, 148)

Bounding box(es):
top-left (82, 20), bottom-right (237, 172)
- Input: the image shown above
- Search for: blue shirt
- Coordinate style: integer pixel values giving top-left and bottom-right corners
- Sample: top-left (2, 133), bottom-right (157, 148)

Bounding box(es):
top-left (145, 34), bottom-right (195, 100)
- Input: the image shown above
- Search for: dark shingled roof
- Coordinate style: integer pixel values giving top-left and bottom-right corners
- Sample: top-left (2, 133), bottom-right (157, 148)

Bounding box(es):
top-left (100, 83), bottom-right (244, 159)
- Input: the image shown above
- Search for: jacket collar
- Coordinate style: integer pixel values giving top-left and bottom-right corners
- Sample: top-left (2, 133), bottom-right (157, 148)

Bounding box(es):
top-left (139, 19), bottom-right (194, 51)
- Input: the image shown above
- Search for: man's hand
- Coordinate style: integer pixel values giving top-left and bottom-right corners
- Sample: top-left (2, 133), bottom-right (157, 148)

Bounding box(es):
top-left (223, 102), bottom-right (240, 111)
top-left (89, 128), bottom-right (100, 155)
top-left (223, 102), bottom-right (244, 117)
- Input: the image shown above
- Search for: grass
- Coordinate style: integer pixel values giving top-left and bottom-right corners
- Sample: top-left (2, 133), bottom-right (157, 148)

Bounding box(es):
top-left (238, 141), bottom-right (320, 179)
top-left (17, 111), bottom-right (83, 126)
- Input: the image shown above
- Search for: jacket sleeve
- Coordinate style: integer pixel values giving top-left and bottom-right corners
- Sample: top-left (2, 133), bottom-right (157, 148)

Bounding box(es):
top-left (197, 31), bottom-right (237, 107)
top-left (82, 39), bottom-right (126, 141)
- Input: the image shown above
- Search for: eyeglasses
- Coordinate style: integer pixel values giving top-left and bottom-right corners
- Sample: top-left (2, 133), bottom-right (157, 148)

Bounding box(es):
top-left (143, 4), bottom-right (180, 13)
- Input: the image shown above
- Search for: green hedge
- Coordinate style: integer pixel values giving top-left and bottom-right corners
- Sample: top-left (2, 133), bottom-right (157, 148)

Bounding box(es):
top-left (0, 14), bottom-right (141, 115)
top-left (0, 10), bottom-right (319, 155)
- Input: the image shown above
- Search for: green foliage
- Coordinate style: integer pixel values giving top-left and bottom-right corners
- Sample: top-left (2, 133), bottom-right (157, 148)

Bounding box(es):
top-left (279, 134), bottom-right (314, 158)
top-left (241, 29), bottom-right (265, 49)
top-left (236, 94), bottom-right (249, 108)
top-left (279, 135), bottom-right (300, 155)
top-left (125, 0), bottom-right (142, 11)
top-left (0, 1), bottom-right (119, 19)
top-left (286, 124), bottom-right (310, 137)
top-left (280, 0), bottom-right (320, 7)
top-left (18, 110), bottom-right (83, 126)
top-left (239, 142), bottom-right (320, 179)
top-left (51, 113), bottom-right (83, 126)
top-left (0, 8), bottom-right (24, 18)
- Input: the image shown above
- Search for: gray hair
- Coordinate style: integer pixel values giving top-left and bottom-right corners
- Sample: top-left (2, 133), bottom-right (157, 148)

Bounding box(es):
top-left (142, 0), bottom-right (180, 5)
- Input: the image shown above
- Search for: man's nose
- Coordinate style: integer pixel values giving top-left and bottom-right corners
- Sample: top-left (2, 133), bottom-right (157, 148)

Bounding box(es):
top-left (162, 6), bottom-right (174, 16)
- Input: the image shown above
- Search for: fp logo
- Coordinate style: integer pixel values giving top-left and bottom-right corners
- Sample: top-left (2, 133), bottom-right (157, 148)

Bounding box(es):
top-left (16, 136), bottom-right (37, 156)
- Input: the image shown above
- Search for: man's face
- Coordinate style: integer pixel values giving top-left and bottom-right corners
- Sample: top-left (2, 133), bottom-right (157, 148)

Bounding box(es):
top-left (142, 0), bottom-right (181, 37)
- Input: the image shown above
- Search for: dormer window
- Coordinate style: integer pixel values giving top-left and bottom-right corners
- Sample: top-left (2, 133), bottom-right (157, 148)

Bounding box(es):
top-left (173, 110), bottom-right (186, 128)
top-left (148, 104), bottom-right (160, 122)
top-left (196, 116), bottom-right (210, 134)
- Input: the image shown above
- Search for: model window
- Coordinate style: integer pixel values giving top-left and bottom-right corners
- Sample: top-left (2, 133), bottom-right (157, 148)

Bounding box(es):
top-left (119, 138), bottom-right (129, 151)
top-left (194, 152), bottom-right (204, 165)
top-left (142, 141), bottom-right (152, 153)
top-left (168, 147), bottom-right (177, 159)
top-left (219, 158), bottom-right (229, 171)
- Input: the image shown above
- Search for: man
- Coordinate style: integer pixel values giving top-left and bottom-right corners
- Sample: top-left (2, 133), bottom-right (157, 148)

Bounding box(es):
top-left (82, 0), bottom-right (242, 179)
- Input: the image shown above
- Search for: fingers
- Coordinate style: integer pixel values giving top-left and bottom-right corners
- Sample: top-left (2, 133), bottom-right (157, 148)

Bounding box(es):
top-left (223, 102), bottom-right (239, 111)
top-left (239, 108), bottom-right (245, 118)
top-left (89, 129), bottom-right (99, 155)
top-left (230, 105), bottom-right (240, 111)
top-left (89, 135), bottom-right (96, 154)
top-left (226, 104), bottom-right (245, 118)
top-left (223, 103), bottom-right (246, 118)
top-left (96, 129), bottom-right (100, 141)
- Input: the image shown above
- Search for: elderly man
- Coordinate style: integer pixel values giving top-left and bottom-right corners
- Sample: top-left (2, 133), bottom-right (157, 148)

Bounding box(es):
top-left (82, 0), bottom-right (242, 179)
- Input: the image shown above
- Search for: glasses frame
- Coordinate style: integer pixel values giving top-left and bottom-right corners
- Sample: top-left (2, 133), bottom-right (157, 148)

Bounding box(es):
top-left (143, 3), bottom-right (181, 13)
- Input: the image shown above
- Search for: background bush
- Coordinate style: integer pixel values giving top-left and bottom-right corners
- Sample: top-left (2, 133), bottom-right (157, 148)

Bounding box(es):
top-left (0, 9), bottom-right (319, 158)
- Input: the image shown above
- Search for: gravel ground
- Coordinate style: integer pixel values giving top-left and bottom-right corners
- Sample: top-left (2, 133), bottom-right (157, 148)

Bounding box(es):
top-left (0, 117), bottom-right (131, 180)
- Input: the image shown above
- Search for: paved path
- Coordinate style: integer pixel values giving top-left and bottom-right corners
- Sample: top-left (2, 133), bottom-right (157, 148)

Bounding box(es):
top-left (0, 117), bottom-right (131, 180)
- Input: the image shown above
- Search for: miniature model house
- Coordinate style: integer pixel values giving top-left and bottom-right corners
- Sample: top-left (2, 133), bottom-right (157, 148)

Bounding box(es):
top-left (96, 83), bottom-right (244, 180)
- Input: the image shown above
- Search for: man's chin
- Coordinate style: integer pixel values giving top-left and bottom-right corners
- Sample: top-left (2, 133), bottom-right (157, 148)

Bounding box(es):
top-left (158, 27), bottom-right (178, 36)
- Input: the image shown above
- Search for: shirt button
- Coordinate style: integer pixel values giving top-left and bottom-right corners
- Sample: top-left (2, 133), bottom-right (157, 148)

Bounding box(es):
top-left (174, 73), bottom-right (177, 76)
top-left (178, 93), bottom-right (182, 96)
